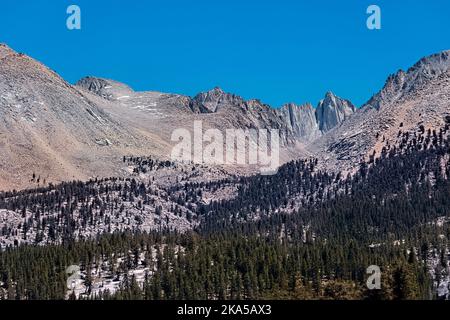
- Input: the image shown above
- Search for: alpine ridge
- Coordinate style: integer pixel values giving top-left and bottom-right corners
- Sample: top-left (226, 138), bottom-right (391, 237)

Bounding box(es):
top-left (311, 49), bottom-right (450, 173)
top-left (1, 43), bottom-right (449, 190)
top-left (0, 44), bottom-right (153, 190)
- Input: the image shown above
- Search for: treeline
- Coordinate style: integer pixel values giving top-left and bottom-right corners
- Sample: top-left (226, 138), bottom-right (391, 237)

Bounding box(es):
top-left (1, 123), bottom-right (450, 300)
top-left (199, 123), bottom-right (450, 244)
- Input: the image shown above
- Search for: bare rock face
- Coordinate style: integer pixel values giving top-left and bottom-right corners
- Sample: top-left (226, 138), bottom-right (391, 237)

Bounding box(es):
top-left (189, 87), bottom-right (244, 113)
top-left (278, 103), bottom-right (320, 141)
top-left (76, 77), bottom-right (114, 99)
top-left (311, 50), bottom-right (450, 174)
top-left (316, 92), bottom-right (356, 132)
top-left (366, 50), bottom-right (450, 110)
top-left (76, 76), bottom-right (134, 100)
top-left (188, 88), bottom-right (356, 147)
top-left (277, 93), bottom-right (356, 142)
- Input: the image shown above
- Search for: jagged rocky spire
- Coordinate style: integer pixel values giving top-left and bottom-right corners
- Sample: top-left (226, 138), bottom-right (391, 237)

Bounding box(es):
top-left (316, 92), bottom-right (356, 132)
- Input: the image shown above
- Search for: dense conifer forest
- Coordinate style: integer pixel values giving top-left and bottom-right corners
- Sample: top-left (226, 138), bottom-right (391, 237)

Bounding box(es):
top-left (1, 124), bottom-right (450, 300)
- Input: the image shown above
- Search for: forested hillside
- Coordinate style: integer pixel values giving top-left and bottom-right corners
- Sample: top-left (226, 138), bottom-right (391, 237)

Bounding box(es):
top-left (1, 122), bottom-right (450, 300)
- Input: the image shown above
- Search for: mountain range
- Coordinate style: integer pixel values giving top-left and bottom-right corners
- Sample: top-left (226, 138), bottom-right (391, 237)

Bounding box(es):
top-left (1, 43), bottom-right (450, 301)
top-left (0, 43), bottom-right (449, 190)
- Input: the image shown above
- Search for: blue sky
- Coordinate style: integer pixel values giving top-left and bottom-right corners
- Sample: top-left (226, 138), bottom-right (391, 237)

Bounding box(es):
top-left (0, 0), bottom-right (449, 107)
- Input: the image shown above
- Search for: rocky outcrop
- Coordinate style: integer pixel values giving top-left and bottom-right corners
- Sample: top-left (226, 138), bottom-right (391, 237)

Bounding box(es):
top-left (278, 103), bottom-right (320, 141)
top-left (76, 77), bottom-right (115, 100)
top-left (311, 49), bottom-right (450, 174)
top-left (188, 88), bottom-right (355, 144)
top-left (316, 92), bottom-right (356, 132)
top-left (76, 76), bottom-right (134, 100)
top-left (366, 50), bottom-right (450, 110)
top-left (277, 93), bottom-right (356, 142)
top-left (189, 87), bottom-right (244, 113)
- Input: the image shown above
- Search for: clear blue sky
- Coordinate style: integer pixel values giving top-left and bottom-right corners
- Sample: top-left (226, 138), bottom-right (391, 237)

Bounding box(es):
top-left (0, 0), bottom-right (448, 107)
